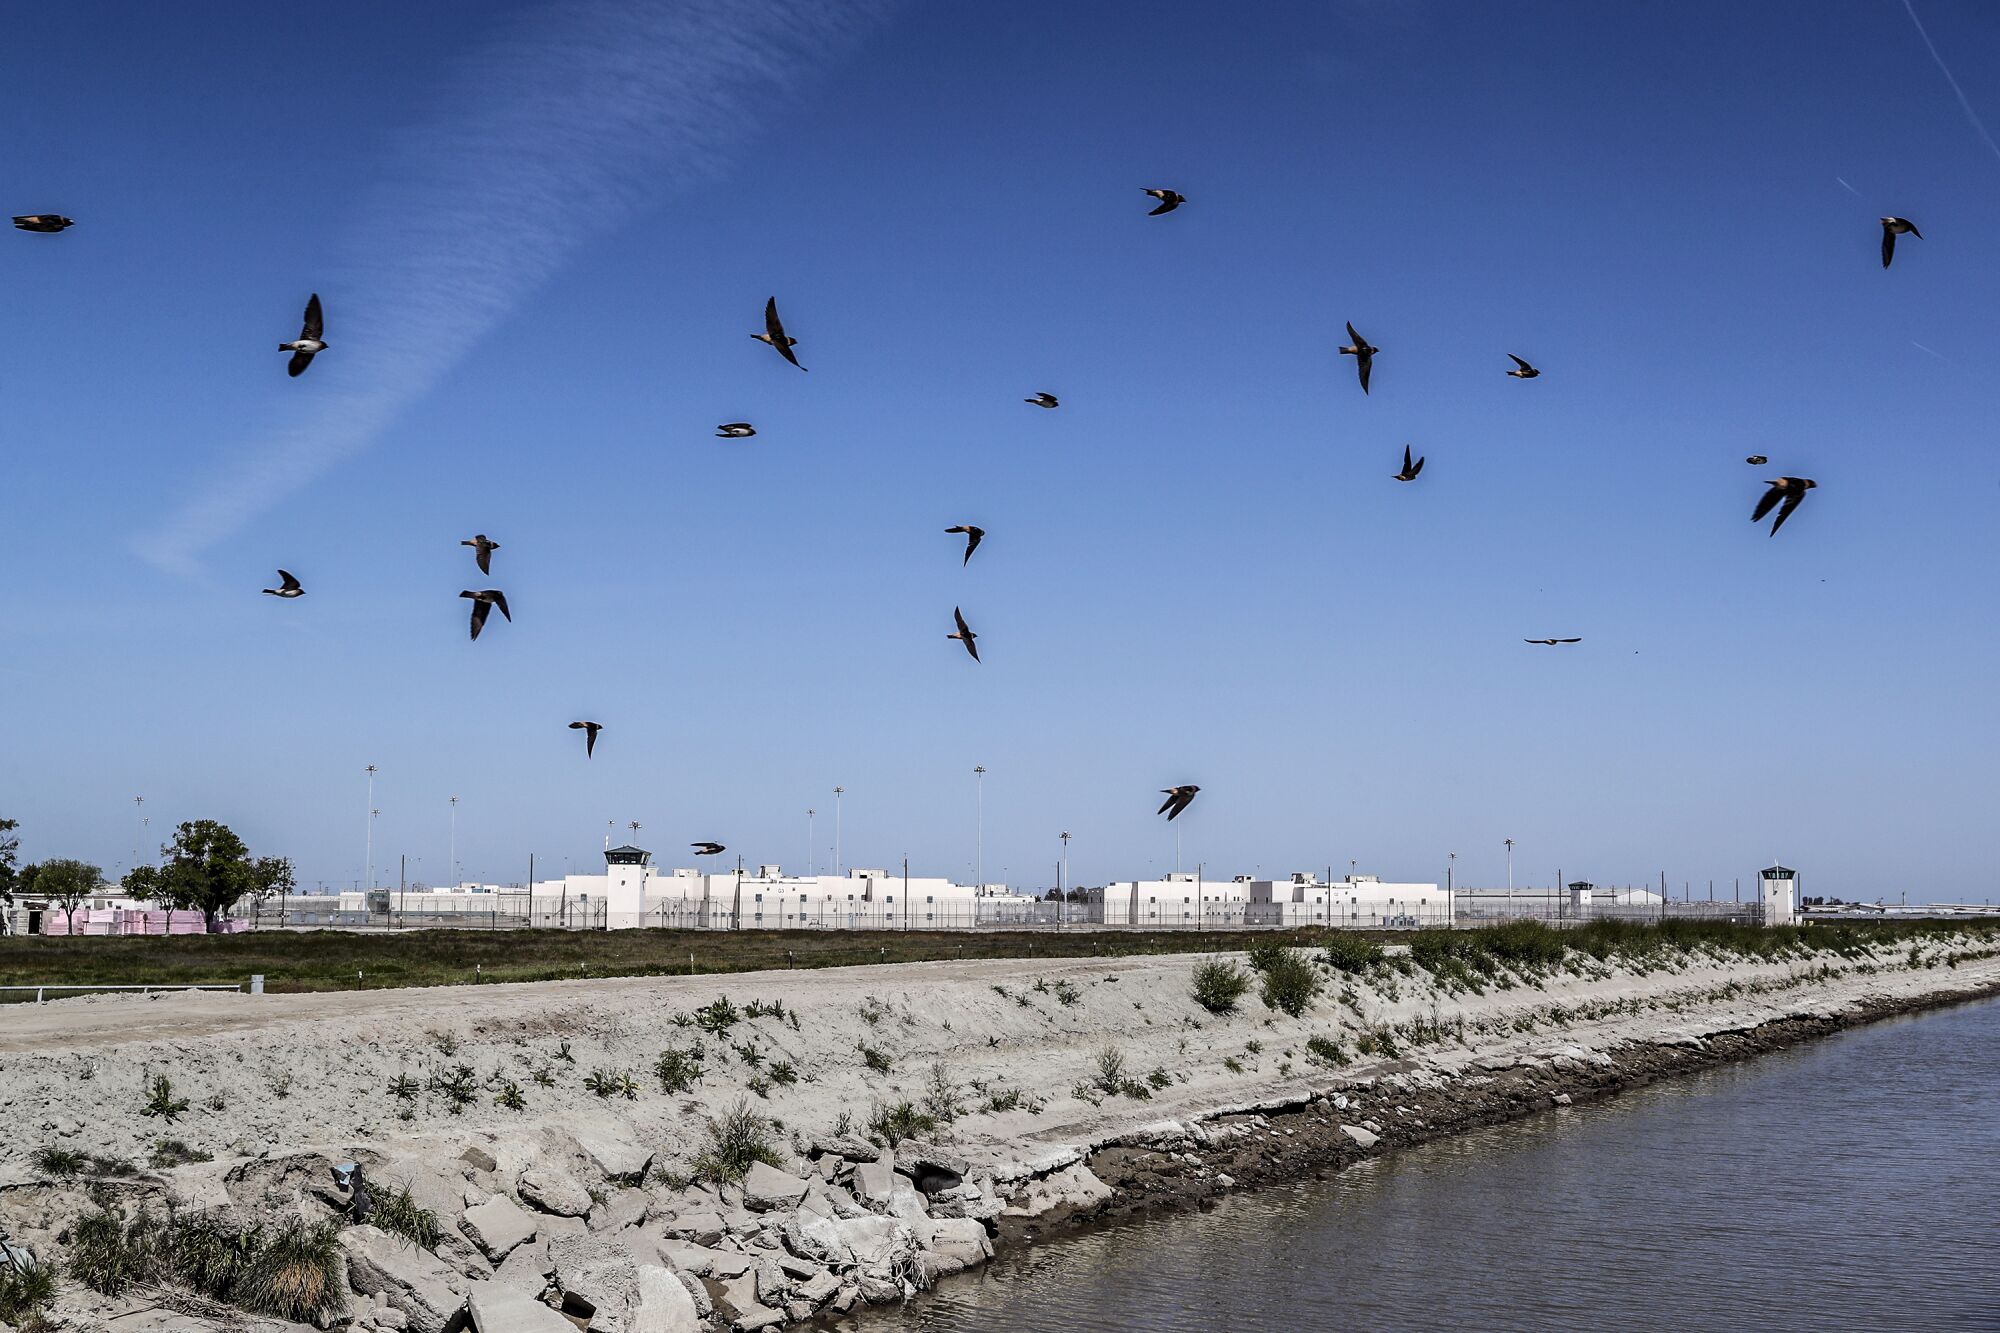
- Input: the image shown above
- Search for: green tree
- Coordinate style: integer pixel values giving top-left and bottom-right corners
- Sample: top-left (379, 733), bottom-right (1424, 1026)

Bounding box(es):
top-left (252, 856), bottom-right (296, 905)
top-left (0, 817), bottom-right (18, 924)
top-left (122, 864), bottom-right (175, 907)
top-left (132, 821), bottom-right (262, 928)
top-left (35, 858), bottom-right (104, 934)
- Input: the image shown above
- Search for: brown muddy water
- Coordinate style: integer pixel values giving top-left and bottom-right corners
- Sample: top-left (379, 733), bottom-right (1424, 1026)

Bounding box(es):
top-left (852, 996), bottom-right (2000, 1332)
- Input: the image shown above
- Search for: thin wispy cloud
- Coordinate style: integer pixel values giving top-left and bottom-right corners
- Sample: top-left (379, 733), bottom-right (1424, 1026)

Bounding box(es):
top-left (1901, 0), bottom-right (2000, 167)
top-left (143, 0), bottom-right (892, 574)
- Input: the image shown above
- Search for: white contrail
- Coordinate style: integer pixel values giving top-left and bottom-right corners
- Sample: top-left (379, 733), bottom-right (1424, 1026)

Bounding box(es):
top-left (1835, 176), bottom-right (1862, 196)
top-left (1901, 0), bottom-right (2000, 167)
top-left (144, 0), bottom-right (891, 573)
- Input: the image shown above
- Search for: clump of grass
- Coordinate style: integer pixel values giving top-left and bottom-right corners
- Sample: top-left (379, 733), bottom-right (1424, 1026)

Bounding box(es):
top-left (493, 1080), bottom-right (526, 1111)
top-left (1306, 1034), bottom-right (1349, 1066)
top-left (1146, 1066), bottom-right (1172, 1090)
top-left (1321, 932), bottom-right (1384, 973)
top-left (530, 1065), bottom-right (556, 1087)
top-left (69, 1208), bottom-right (159, 1297)
top-left (583, 1069), bottom-right (638, 1100)
top-left (371, 1183), bottom-right (443, 1250)
top-left (239, 1222), bottom-right (345, 1324)
top-left (554, 1039), bottom-right (575, 1063)
top-left (655, 1044), bottom-right (705, 1094)
top-left (150, 1139), bottom-right (212, 1168)
top-left (1191, 958), bottom-right (1254, 1014)
top-left (694, 996), bottom-right (742, 1034)
top-left (859, 995), bottom-right (889, 1025)
top-left (733, 1041), bottom-right (765, 1068)
top-left (1051, 979), bottom-right (1082, 1006)
top-left (693, 1098), bottom-right (783, 1185)
top-left (387, 1072), bottom-right (421, 1101)
top-left (1222, 1055), bottom-right (1246, 1075)
top-left (141, 1074), bottom-right (191, 1123)
top-left (425, 1029), bottom-right (460, 1056)
top-left (1258, 949), bottom-right (1322, 1016)
top-left (858, 1043), bottom-right (892, 1074)
top-left (0, 1258), bottom-right (56, 1325)
top-left (746, 1073), bottom-right (773, 1098)
top-left (743, 998), bottom-right (789, 1021)
top-left (868, 1099), bottom-right (937, 1146)
top-left (30, 1145), bottom-right (86, 1177)
top-left (767, 1059), bottom-right (799, 1086)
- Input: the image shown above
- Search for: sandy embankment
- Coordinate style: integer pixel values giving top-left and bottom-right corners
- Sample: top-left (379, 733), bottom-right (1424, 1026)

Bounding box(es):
top-left (4, 932), bottom-right (1998, 1331)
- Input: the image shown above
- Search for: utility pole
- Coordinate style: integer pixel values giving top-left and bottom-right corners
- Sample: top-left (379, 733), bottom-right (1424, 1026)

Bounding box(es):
top-left (974, 767), bottom-right (986, 890)
top-left (1505, 838), bottom-right (1514, 907)
top-left (448, 796), bottom-right (459, 889)
top-left (364, 765), bottom-right (378, 892)
top-left (399, 855), bottom-right (406, 924)
top-left (807, 809), bottom-right (815, 877)
top-left (1558, 868), bottom-right (1564, 923)
top-left (903, 856), bottom-right (910, 931)
top-left (133, 796), bottom-right (145, 869)
top-left (1197, 861), bottom-right (1204, 932)
top-left (833, 787), bottom-right (844, 877)
top-left (1447, 852), bottom-right (1456, 928)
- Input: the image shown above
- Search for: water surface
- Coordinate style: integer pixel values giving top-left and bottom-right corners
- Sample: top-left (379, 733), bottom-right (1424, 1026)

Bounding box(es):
top-left (853, 996), bottom-right (2000, 1332)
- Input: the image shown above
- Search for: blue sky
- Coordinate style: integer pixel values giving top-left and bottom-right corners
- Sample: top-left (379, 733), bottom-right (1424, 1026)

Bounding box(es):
top-left (4, 1), bottom-right (1997, 900)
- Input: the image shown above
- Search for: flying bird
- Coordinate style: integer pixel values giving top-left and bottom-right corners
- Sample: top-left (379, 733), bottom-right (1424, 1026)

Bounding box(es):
top-left (1157, 785), bottom-right (1200, 821)
top-left (1752, 477), bottom-right (1817, 536)
top-left (945, 525), bottom-right (985, 565)
top-left (752, 297), bottom-right (805, 370)
top-left (461, 534), bottom-right (500, 575)
top-left (459, 589), bottom-right (511, 640)
top-left (1880, 217), bottom-right (1922, 269)
top-left (1338, 322), bottom-right (1378, 394)
top-left (716, 422), bottom-right (757, 438)
top-left (1392, 445), bottom-right (1424, 481)
top-left (1505, 354), bottom-right (1540, 379)
top-left (261, 570), bottom-right (303, 598)
top-left (568, 720), bottom-right (602, 758)
top-left (690, 842), bottom-right (726, 857)
top-left (948, 606), bottom-right (980, 662)
top-left (1142, 189), bottom-right (1186, 216)
top-left (280, 293), bottom-right (326, 377)
top-left (12, 215), bottom-right (74, 233)
top-left (1024, 393), bottom-right (1059, 409)
top-left (1745, 455), bottom-right (1768, 465)
top-left (1524, 638), bottom-right (1582, 646)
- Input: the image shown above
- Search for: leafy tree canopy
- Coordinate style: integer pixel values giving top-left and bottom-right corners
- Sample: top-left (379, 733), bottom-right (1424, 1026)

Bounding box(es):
top-left (36, 858), bottom-right (104, 929)
top-left (128, 820), bottom-right (268, 921)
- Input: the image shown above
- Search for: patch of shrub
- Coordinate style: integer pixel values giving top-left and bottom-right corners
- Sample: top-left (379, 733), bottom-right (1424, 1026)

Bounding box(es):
top-left (1321, 932), bottom-right (1384, 973)
top-left (694, 1098), bottom-right (783, 1185)
top-left (371, 1183), bottom-right (443, 1250)
top-left (1190, 958), bottom-right (1253, 1014)
top-left (858, 1043), bottom-right (892, 1074)
top-left (655, 1044), bottom-right (705, 1094)
top-left (0, 1258), bottom-right (56, 1325)
top-left (584, 1069), bottom-right (638, 1100)
top-left (868, 1100), bottom-right (937, 1146)
top-left (1244, 938), bottom-right (1289, 973)
top-left (150, 1139), bottom-right (212, 1168)
top-left (1258, 949), bottom-right (1322, 1016)
top-left (29, 1146), bottom-right (86, 1177)
top-left (693, 997), bottom-right (742, 1034)
top-left (1306, 1035), bottom-right (1349, 1066)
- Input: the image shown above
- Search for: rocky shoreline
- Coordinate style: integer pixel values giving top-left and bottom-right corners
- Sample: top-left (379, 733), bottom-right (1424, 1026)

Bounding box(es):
top-left (3, 932), bottom-right (1997, 1332)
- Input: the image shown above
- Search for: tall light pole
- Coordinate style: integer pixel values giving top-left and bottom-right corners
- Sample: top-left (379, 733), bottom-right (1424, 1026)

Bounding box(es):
top-left (448, 796), bottom-right (459, 888)
top-left (973, 767), bottom-right (986, 889)
top-left (1447, 852), bottom-right (1457, 927)
top-left (364, 765), bottom-right (378, 892)
top-left (1505, 837), bottom-right (1514, 906)
top-left (806, 809), bottom-right (815, 876)
top-left (833, 787), bottom-right (844, 876)
top-left (133, 796), bottom-right (145, 868)
top-left (1059, 830), bottom-right (1071, 927)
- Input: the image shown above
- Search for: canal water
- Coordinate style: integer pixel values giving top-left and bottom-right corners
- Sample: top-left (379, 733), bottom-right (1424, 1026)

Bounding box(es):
top-left (850, 995), bottom-right (2000, 1332)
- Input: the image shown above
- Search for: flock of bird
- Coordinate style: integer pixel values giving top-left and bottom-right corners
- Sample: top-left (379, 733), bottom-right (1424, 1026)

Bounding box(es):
top-left (11, 196), bottom-right (1918, 830)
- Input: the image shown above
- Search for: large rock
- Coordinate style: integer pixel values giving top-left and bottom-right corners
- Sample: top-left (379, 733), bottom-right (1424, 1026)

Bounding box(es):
top-left (708, 1273), bottom-right (783, 1332)
top-left (629, 1263), bottom-right (700, 1333)
top-left (794, 1268), bottom-right (840, 1307)
top-left (740, 1163), bottom-right (809, 1212)
top-left (574, 1128), bottom-right (654, 1183)
top-left (664, 1211), bottom-right (725, 1244)
top-left (339, 1225), bottom-right (468, 1333)
top-left (463, 1197), bottom-right (540, 1262)
top-left (885, 1176), bottom-right (929, 1222)
top-left (489, 1239), bottom-right (553, 1297)
top-left (466, 1282), bottom-right (575, 1333)
top-left (588, 1189), bottom-right (650, 1234)
top-left (519, 1168), bottom-right (594, 1218)
top-left (809, 1134), bottom-right (879, 1162)
top-left (917, 1217), bottom-right (992, 1279)
top-left (1340, 1124), bottom-right (1380, 1149)
top-left (851, 1157), bottom-right (894, 1207)
top-left (547, 1232), bottom-right (641, 1331)
top-left (1003, 1164), bottom-right (1111, 1218)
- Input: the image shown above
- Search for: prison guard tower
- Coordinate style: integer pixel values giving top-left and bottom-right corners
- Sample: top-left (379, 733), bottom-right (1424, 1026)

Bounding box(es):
top-left (1759, 865), bottom-right (1798, 926)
